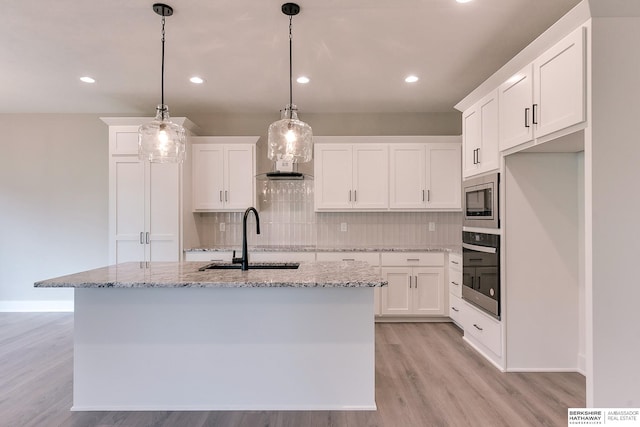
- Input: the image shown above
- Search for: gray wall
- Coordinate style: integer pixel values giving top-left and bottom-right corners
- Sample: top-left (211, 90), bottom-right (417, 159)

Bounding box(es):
top-left (0, 111), bottom-right (460, 308)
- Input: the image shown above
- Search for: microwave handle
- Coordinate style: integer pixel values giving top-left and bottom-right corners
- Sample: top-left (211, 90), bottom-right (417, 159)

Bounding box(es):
top-left (462, 243), bottom-right (497, 254)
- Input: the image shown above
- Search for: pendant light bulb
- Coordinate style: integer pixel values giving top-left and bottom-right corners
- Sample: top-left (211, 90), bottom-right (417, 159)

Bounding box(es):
top-left (138, 3), bottom-right (186, 164)
top-left (267, 3), bottom-right (313, 164)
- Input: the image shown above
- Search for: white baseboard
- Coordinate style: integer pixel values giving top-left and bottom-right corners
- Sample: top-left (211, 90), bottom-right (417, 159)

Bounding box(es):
top-left (506, 367), bottom-right (580, 373)
top-left (0, 300), bottom-right (74, 312)
top-left (577, 352), bottom-right (586, 376)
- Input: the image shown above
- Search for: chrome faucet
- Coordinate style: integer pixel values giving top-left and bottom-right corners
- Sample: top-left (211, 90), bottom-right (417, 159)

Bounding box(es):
top-left (232, 207), bottom-right (261, 271)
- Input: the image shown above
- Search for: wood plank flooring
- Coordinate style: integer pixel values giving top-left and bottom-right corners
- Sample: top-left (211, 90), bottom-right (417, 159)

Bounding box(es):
top-left (0, 313), bottom-right (585, 426)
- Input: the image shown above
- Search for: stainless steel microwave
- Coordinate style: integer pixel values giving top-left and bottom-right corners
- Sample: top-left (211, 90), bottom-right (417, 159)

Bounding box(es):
top-left (462, 172), bottom-right (499, 229)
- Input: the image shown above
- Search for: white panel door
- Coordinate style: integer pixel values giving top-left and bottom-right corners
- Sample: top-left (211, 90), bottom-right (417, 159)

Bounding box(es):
top-left (224, 144), bottom-right (254, 210)
top-left (534, 26), bottom-right (586, 139)
top-left (148, 162), bottom-right (180, 262)
top-left (425, 144), bottom-right (461, 210)
top-left (478, 91), bottom-right (500, 173)
top-left (499, 65), bottom-right (534, 151)
top-left (462, 107), bottom-right (481, 177)
top-left (353, 144), bottom-right (388, 210)
top-left (314, 144), bottom-right (352, 210)
top-left (412, 267), bottom-right (445, 316)
top-left (389, 144), bottom-right (426, 209)
top-left (111, 157), bottom-right (145, 264)
top-left (192, 144), bottom-right (224, 210)
top-left (381, 267), bottom-right (412, 315)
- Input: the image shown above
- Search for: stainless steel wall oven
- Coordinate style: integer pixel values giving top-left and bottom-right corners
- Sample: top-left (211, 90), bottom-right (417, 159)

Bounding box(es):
top-left (462, 231), bottom-right (500, 319)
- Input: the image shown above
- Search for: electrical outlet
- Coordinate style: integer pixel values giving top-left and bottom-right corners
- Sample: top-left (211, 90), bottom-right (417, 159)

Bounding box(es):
top-left (219, 222), bottom-right (226, 232)
top-left (340, 222), bottom-right (348, 232)
top-left (428, 222), bottom-right (436, 232)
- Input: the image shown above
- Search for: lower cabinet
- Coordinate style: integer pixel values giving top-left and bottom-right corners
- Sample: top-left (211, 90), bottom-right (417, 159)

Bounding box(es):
top-left (380, 252), bottom-right (446, 318)
top-left (184, 251), bottom-right (233, 262)
top-left (461, 302), bottom-right (503, 358)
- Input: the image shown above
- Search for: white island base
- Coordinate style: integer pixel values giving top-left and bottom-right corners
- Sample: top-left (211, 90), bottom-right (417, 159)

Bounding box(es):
top-left (73, 287), bottom-right (376, 411)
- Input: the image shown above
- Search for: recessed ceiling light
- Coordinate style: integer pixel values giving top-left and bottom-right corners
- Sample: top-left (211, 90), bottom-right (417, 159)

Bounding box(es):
top-left (456, 0), bottom-right (473, 3)
top-left (405, 75), bottom-right (419, 83)
top-left (80, 76), bottom-right (95, 83)
top-left (190, 76), bottom-right (204, 84)
top-left (297, 76), bottom-right (310, 84)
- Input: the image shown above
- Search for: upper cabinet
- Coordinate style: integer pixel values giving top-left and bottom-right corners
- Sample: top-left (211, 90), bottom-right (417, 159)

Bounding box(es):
top-left (314, 136), bottom-right (461, 212)
top-left (390, 141), bottom-right (461, 209)
top-left (314, 142), bottom-right (389, 210)
top-left (191, 136), bottom-right (258, 212)
top-left (499, 26), bottom-right (586, 151)
top-left (462, 90), bottom-right (499, 178)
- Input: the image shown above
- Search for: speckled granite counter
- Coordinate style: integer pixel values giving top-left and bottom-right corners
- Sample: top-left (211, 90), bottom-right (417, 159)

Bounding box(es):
top-left (35, 261), bottom-right (386, 289)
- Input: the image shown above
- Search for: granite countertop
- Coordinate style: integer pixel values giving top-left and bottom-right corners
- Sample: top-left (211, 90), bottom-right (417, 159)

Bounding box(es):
top-left (185, 245), bottom-right (461, 254)
top-left (34, 261), bottom-right (387, 289)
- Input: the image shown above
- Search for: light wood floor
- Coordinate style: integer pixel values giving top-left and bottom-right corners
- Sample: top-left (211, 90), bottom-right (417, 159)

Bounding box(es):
top-left (0, 313), bottom-right (584, 426)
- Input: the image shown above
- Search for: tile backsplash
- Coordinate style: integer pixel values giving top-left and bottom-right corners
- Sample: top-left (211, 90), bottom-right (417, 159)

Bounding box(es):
top-left (193, 179), bottom-right (461, 248)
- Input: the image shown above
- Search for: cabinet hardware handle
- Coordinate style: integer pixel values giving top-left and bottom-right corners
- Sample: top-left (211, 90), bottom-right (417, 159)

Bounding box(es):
top-left (422, 189), bottom-right (425, 202)
top-left (145, 232), bottom-right (150, 244)
top-left (348, 190), bottom-right (351, 202)
top-left (476, 148), bottom-right (480, 164)
top-left (469, 258), bottom-right (483, 262)
top-left (477, 277), bottom-right (481, 289)
top-left (473, 148), bottom-right (477, 164)
top-left (532, 103), bottom-right (538, 125)
top-left (414, 275), bottom-right (418, 287)
top-left (451, 260), bottom-right (459, 265)
top-left (225, 191), bottom-right (228, 202)
top-left (473, 324), bottom-right (483, 331)
top-left (452, 307), bottom-right (459, 312)
top-left (140, 232), bottom-right (144, 244)
top-left (427, 189), bottom-right (430, 202)
top-left (525, 107), bottom-right (530, 128)
top-left (354, 190), bottom-right (357, 202)
top-left (219, 190), bottom-right (223, 202)
top-left (407, 258), bottom-right (420, 262)
top-left (342, 258), bottom-right (355, 261)
top-left (451, 281), bottom-right (459, 286)
top-left (408, 276), bottom-right (412, 289)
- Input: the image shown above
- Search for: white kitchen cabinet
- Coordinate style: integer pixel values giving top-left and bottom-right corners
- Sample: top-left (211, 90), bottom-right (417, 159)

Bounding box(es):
top-left (462, 90), bottom-right (500, 178)
top-left (390, 142), bottom-right (461, 209)
top-left (191, 137), bottom-right (258, 212)
top-left (316, 252), bottom-right (382, 316)
top-left (380, 252), bottom-right (446, 317)
top-left (462, 301), bottom-right (502, 358)
top-left (184, 251), bottom-right (234, 262)
top-left (314, 143), bottom-right (388, 211)
top-left (448, 252), bottom-right (464, 327)
top-left (104, 118), bottom-right (198, 265)
top-left (499, 26), bottom-right (586, 151)
top-left (248, 252), bottom-right (316, 263)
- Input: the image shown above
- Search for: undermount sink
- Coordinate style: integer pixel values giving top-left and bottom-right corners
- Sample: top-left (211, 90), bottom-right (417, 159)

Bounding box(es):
top-left (198, 262), bottom-right (300, 271)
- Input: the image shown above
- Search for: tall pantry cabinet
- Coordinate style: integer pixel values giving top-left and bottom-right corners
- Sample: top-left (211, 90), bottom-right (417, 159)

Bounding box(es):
top-left (102, 117), bottom-right (199, 264)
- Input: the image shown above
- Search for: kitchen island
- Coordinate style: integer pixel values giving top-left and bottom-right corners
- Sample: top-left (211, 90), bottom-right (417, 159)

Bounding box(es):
top-left (35, 261), bottom-right (386, 411)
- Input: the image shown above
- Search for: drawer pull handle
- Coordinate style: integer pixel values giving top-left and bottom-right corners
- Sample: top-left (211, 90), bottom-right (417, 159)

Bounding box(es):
top-left (451, 281), bottom-right (459, 286)
top-left (407, 258), bottom-right (420, 262)
top-left (451, 307), bottom-right (459, 312)
top-left (140, 232), bottom-right (144, 244)
top-left (342, 258), bottom-right (355, 262)
top-left (451, 260), bottom-right (459, 265)
top-left (473, 324), bottom-right (483, 331)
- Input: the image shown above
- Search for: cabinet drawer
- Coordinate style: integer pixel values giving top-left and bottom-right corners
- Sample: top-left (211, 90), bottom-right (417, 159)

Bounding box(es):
top-left (449, 253), bottom-right (462, 270)
top-left (381, 252), bottom-right (444, 267)
top-left (249, 252), bottom-right (316, 263)
top-left (184, 251), bottom-right (233, 262)
top-left (316, 252), bottom-right (380, 266)
top-left (449, 294), bottom-right (465, 325)
top-left (464, 303), bottom-right (502, 357)
top-left (449, 269), bottom-right (462, 298)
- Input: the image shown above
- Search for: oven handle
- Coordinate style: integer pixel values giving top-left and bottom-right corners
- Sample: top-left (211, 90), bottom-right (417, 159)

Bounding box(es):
top-left (462, 243), bottom-right (497, 254)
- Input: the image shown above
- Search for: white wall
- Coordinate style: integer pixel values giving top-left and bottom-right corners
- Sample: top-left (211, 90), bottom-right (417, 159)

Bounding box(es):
top-left (505, 153), bottom-right (580, 371)
top-left (0, 115), bottom-right (109, 311)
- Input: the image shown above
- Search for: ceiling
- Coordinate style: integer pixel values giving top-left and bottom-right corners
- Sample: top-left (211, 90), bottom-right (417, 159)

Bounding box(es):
top-left (2, 0), bottom-right (581, 115)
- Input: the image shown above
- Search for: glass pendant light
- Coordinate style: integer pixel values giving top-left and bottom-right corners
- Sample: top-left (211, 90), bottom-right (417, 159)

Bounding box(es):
top-left (138, 3), bottom-right (186, 164)
top-left (267, 3), bottom-right (313, 164)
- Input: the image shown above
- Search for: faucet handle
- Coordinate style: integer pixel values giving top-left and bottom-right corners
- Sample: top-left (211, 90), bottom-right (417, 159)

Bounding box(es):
top-left (231, 250), bottom-right (242, 264)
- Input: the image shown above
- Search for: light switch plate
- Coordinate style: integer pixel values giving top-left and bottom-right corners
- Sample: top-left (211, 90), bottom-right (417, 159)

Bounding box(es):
top-left (220, 222), bottom-right (226, 232)
top-left (428, 222), bottom-right (436, 232)
top-left (340, 222), bottom-right (348, 232)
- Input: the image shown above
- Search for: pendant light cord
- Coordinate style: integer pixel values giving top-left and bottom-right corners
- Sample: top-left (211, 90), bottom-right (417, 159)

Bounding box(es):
top-left (161, 16), bottom-right (166, 120)
top-left (289, 15), bottom-right (293, 120)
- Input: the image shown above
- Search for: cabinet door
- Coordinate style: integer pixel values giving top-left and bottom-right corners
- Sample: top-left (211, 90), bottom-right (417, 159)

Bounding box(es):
top-left (389, 144), bottom-right (426, 209)
top-left (425, 143), bottom-right (461, 210)
top-left (147, 162), bottom-right (180, 262)
top-left (192, 144), bottom-right (224, 210)
top-left (499, 64), bottom-right (534, 151)
top-left (353, 144), bottom-right (388, 210)
top-left (412, 267), bottom-right (445, 315)
top-left (224, 144), bottom-right (254, 210)
top-left (314, 144), bottom-right (353, 210)
top-left (533, 26), bottom-right (586, 138)
top-left (462, 107), bottom-right (481, 177)
top-left (110, 157), bottom-right (146, 264)
top-left (380, 267), bottom-right (412, 315)
top-left (478, 91), bottom-right (499, 173)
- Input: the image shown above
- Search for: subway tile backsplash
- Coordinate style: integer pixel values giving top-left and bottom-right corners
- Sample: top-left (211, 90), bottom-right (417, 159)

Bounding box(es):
top-left (194, 180), bottom-right (461, 248)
